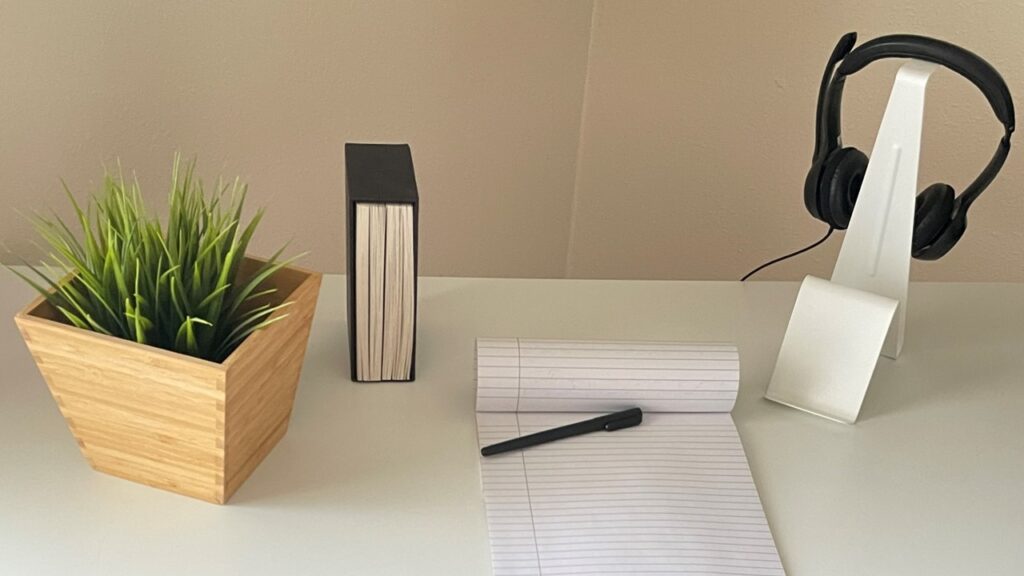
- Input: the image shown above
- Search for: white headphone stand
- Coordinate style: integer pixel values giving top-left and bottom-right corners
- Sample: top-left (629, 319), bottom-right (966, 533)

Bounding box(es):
top-left (764, 60), bottom-right (938, 424)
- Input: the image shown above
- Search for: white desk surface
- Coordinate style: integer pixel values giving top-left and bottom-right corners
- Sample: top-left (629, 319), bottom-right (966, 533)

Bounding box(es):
top-left (1, 274), bottom-right (1022, 575)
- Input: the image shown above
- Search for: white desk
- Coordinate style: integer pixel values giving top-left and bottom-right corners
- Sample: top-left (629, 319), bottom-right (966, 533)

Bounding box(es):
top-left (1, 275), bottom-right (1022, 575)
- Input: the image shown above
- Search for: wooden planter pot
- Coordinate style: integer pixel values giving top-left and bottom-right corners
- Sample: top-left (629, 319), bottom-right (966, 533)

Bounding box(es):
top-left (14, 257), bottom-right (322, 504)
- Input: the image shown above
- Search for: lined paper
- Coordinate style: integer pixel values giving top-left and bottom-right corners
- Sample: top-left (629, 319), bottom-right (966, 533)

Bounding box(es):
top-left (476, 339), bottom-right (782, 576)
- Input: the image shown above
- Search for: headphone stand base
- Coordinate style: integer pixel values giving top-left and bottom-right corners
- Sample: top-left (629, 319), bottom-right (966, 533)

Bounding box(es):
top-left (766, 60), bottom-right (937, 423)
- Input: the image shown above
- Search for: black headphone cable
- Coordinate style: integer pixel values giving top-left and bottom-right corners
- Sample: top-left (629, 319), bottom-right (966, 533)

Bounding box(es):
top-left (740, 226), bottom-right (835, 281)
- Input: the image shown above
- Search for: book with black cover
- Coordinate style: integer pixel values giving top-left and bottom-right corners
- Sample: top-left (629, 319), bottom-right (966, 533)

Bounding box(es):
top-left (345, 143), bottom-right (419, 382)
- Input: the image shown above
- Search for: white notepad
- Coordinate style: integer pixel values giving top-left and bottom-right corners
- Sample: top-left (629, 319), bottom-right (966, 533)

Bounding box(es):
top-left (476, 338), bottom-right (783, 576)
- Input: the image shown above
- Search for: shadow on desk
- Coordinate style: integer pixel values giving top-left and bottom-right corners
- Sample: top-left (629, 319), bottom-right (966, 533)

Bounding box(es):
top-left (860, 283), bottom-right (1022, 421)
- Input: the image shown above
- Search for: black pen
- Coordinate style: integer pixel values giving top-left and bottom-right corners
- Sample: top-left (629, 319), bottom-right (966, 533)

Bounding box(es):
top-left (481, 407), bottom-right (643, 457)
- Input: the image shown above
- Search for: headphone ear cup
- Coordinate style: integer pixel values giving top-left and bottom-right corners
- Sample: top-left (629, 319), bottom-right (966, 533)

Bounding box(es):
top-left (819, 147), bottom-right (868, 229)
top-left (914, 203), bottom-right (967, 260)
top-left (912, 183), bottom-right (956, 256)
top-left (804, 160), bottom-right (826, 220)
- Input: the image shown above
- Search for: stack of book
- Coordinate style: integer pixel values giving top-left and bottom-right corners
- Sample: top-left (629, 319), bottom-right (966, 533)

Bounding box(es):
top-left (346, 143), bottom-right (419, 382)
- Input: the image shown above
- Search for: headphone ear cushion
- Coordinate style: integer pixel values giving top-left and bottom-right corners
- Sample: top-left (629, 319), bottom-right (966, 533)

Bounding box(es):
top-left (913, 183), bottom-right (956, 255)
top-left (819, 147), bottom-right (868, 229)
top-left (915, 204), bottom-right (967, 260)
top-left (804, 160), bottom-right (826, 220)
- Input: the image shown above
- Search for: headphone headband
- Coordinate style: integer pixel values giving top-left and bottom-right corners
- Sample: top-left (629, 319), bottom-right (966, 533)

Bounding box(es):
top-left (834, 34), bottom-right (1015, 132)
top-left (812, 33), bottom-right (857, 160)
top-left (818, 33), bottom-right (1015, 155)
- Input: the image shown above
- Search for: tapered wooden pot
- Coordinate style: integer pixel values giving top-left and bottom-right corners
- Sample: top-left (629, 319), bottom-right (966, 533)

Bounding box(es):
top-left (14, 257), bottom-right (322, 504)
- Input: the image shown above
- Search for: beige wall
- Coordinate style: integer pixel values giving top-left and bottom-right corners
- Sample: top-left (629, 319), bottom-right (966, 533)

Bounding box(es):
top-left (2, 1), bottom-right (1022, 281)
top-left (0, 1), bottom-right (593, 278)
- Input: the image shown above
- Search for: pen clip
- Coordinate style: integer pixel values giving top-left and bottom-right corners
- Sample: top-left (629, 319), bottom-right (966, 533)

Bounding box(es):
top-left (603, 408), bottom-right (643, 431)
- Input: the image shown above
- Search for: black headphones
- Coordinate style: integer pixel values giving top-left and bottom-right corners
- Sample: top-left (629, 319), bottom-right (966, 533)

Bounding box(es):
top-left (805, 32), bottom-right (1015, 260)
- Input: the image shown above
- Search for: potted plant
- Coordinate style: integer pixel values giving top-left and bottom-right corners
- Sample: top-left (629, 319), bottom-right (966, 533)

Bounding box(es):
top-left (8, 156), bottom-right (321, 504)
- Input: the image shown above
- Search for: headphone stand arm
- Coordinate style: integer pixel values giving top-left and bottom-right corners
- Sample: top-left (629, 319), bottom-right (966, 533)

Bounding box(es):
top-left (765, 61), bottom-right (937, 424)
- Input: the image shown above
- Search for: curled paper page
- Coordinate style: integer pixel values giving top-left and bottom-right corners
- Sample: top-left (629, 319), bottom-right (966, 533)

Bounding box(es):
top-left (476, 338), bottom-right (740, 413)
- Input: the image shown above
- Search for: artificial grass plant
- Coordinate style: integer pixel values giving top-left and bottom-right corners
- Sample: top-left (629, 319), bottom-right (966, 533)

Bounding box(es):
top-left (6, 155), bottom-right (301, 362)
